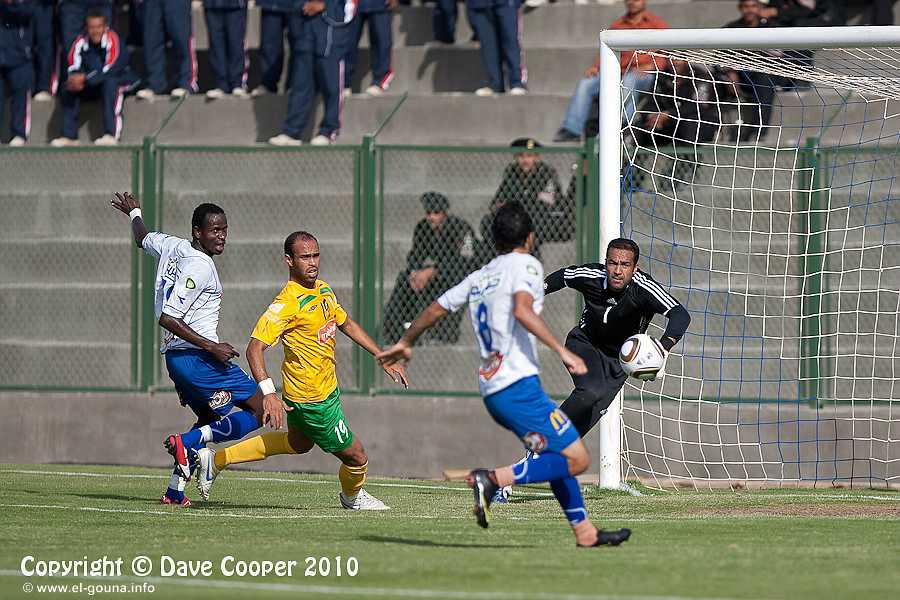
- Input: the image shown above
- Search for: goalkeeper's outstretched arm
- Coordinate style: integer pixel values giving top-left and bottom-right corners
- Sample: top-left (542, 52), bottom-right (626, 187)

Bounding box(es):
top-left (660, 305), bottom-right (691, 352)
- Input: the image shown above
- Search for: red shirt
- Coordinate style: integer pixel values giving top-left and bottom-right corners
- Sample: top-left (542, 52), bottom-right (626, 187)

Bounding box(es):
top-left (609, 10), bottom-right (670, 73)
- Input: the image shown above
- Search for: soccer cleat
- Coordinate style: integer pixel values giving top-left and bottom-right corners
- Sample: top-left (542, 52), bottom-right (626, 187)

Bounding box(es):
top-left (194, 447), bottom-right (219, 501)
top-left (583, 528), bottom-right (632, 547)
top-left (164, 434), bottom-right (193, 480)
top-left (268, 133), bottom-right (302, 146)
top-left (339, 489), bottom-right (390, 510)
top-left (160, 493), bottom-right (191, 507)
top-left (470, 469), bottom-right (498, 528)
top-left (492, 485), bottom-right (512, 504)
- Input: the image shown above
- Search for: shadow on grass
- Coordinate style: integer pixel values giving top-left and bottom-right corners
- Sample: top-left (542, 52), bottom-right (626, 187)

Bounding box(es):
top-left (361, 534), bottom-right (538, 549)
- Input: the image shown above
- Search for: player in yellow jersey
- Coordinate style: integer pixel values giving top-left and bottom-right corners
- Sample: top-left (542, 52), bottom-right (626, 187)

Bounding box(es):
top-left (193, 230), bottom-right (408, 509)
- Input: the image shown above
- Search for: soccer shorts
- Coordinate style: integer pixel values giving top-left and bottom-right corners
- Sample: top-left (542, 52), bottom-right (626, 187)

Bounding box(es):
top-left (482, 375), bottom-right (580, 454)
top-left (164, 349), bottom-right (258, 419)
top-left (283, 387), bottom-right (354, 454)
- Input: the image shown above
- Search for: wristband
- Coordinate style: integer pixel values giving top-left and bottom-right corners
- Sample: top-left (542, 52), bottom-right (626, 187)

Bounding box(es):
top-left (129, 208), bottom-right (142, 221)
top-left (259, 378), bottom-right (276, 396)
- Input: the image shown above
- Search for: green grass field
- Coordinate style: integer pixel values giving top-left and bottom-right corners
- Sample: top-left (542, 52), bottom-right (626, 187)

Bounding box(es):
top-left (0, 464), bottom-right (897, 600)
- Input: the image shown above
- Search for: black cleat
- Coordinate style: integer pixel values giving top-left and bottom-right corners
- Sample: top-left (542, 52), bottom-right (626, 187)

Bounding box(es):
top-left (587, 528), bottom-right (632, 547)
top-left (470, 469), bottom-right (499, 529)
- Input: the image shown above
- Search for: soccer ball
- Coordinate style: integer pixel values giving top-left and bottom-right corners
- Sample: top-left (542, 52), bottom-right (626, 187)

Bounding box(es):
top-left (619, 334), bottom-right (667, 381)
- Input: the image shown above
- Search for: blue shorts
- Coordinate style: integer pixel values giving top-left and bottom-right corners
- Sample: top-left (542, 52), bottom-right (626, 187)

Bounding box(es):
top-left (483, 375), bottom-right (580, 454)
top-left (164, 349), bottom-right (258, 419)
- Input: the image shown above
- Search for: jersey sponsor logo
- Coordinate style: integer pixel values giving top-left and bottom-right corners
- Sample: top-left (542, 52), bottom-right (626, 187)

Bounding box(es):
top-left (478, 351), bottom-right (503, 380)
top-left (185, 277), bottom-right (196, 290)
top-left (522, 432), bottom-right (547, 453)
top-left (164, 257), bottom-right (178, 282)
top-left (549, 409), bottom-right (572, 435)
top-left (469, 273), bottom-right (502, 302)
top-left (209, 390), bottom-right (232, 410)
top-left (317, 318), bottom-right (337, 345)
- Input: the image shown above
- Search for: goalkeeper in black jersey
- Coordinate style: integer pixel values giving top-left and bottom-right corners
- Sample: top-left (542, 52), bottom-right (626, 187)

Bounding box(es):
top-left (545, 238), bottom-right (691, 437)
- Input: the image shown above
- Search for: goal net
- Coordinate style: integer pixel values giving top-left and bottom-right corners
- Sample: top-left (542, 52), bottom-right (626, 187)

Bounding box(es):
top-left (598, 27), bottom-right (900, 489)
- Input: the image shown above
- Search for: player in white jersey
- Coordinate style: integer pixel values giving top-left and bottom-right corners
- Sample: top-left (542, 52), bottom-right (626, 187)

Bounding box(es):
top-left (378, 202), bottom-right (632, 547)
top-left (112, 193), bottom-right (281, 506)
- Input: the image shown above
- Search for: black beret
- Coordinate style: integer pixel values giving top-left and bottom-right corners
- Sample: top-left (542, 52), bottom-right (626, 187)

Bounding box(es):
top-left (510, 137), bottom-right (542, 150)
top-left (421, 191), bottom-right (449, 212)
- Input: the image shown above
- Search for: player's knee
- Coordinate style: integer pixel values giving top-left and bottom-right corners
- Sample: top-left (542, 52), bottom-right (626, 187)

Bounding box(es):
top-left (287, 431), bottom-right (313, 454)
top-left (339, 440), bottom-right (367, 467)
top-left (566, 445), bottom-right (591, 475)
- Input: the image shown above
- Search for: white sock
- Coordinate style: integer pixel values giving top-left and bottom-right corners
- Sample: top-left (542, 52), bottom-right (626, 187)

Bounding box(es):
top-left (199, 425), bottom-right (213, 444)
top-left (167, 473), bottom-right (185, 492)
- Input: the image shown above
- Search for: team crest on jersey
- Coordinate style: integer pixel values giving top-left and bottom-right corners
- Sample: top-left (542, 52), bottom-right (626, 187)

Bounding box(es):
top-left (522, 432), bottom-right (547, 453)
top-left (209, 390), bottom-right (232, 410)
top-left (185, 277), bottom-right (196, 290)
top-left (549, 409), bottom-right (572, 435)
top-left (317, 319), bottom-right (337, 345)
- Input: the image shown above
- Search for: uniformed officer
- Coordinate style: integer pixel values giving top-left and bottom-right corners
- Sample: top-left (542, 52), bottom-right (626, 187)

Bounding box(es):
top-left (31, 0), bottom-right (54, 100)
top-left (0, 0), bottom-right (34, 145)
top-left (466, 0), bottom-right (525, 96)
top-left (137, 0), bottom-right (197, 99)
top-left (203, 0), bottom-right (249, 98)
top-left (251, 0), bottom-right (300, 96)
top-left (382, 191), bottom-right (477, 344)
top-left (268, 0), bottom-right (355, 145)
top-left (343, 0), bottom-right (395, 96)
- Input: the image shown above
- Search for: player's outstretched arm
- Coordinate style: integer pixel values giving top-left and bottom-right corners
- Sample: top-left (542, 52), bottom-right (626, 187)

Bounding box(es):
top-left (512, 291), bottom-right (587, 376)
top-left (339, 317), bottom-right (408, 388)
top-left (246, 337), bottom-right (291, 430)
top-left (110, 192), bottom-right (148, 248)
top-left (660, 305), bottom-right (691, 352)
top-left (376, 301), bottom-right (449, 367)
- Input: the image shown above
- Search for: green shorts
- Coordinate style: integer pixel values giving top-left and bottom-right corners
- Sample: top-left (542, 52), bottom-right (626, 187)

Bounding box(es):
top-left (284, 388), bottom-right (354, 453)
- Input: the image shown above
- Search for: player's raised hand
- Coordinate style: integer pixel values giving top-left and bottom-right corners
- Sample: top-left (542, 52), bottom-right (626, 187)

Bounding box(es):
top-left (382, 362), bottom-right (408, 389)
top-left (559, 348), bottom-right (587, 376)
top-left (208, 341), bottom-right (240, 364)
top-left (262, 392), bottom-right (291, 430)
top-left (376, 341), bottom-right (412, 368)
top-left (110, 192), bottom-right (141, 215)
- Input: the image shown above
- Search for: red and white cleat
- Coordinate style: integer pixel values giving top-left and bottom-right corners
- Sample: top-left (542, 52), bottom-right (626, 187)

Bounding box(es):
top-left (160, 494), bottom-right (192, 507)
top-left (164, 434), bottom-right (193, 480)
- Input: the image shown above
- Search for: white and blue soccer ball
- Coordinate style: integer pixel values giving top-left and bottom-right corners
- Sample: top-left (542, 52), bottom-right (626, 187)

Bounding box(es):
top-left (619, 334), bottom-right (667, 381)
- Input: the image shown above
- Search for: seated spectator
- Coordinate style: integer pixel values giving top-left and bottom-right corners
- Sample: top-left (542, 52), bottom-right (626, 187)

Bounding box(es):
top-left (1, 0), bottom-right (33, 146)
top-left (203, 0), bottom-right (250, 99)
top-left (479, 138), bottom-right (570, 262)
top-left (382, 192), bottom-right (476, 344)
top-left (58, 0), bottom-right (114, 80)
top-left (554, 0), bottom-right (668, 143)
top-left (344, 0), bottom-right (397, 97)
top-left (466, 0), bottom-right (526, 96)
top-left (51, 10), bottom-right (137, 146)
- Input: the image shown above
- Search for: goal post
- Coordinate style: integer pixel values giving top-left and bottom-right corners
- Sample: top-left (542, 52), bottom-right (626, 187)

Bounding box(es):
top-left (596, 26), bottom-right (900, 490)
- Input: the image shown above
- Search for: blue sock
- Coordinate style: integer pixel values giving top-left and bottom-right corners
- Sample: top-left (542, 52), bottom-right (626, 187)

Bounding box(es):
top-left (551, 475), bottom-right (588, 525)
top-left (164, 467), bottom-right (185, 502)
top-left (181, 410), bottom-right (259, 451)
top-left (511, 452), bottom-right (571, 485)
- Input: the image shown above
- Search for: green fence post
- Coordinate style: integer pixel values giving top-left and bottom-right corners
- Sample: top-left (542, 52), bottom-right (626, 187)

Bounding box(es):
top-left (800, 137), bottom-right (824, 408)
top-left (585, 136), bottom-right (601, 262)
top-left (359, 134), bottom-right (378, 395)
top-left (140, 136), bottom-right (158, 391)
top-left (131, 149), bottom-right (141, 388)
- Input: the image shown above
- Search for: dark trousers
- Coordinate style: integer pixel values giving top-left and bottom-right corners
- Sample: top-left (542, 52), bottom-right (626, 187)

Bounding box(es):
top-left (467, 3), bottom-right (523, 92)
top-left (282, 43), bottom-right (343, 139)
top-left (143, 0), bottom-right (196, 93)
top-left (432, 0), bottom-right (457, 44)
top-left (344, 10), bottom-right (393, 90)
top-left (61, 78), bottom-right (125, 139)
top-left (33, 2), bottom-right (56, 94)
top-left (0, 61), bottom-right (33, 139)
top-left (558, 327), bottom-right (628, 438)
top-left (204, 6), bottom-right (248, 92)
top-left (382, 271), bottom-right (464, 344)
top-left (258, 9), bottom-right (293, 92)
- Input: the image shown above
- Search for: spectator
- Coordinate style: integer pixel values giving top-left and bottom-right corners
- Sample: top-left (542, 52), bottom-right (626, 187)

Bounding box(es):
top-left (382, 192), bottom-right (476, 344)
top-left (251, 0), bottom-right (298, 97)
top-left (136, 0), bottom-right (198, 99)
top-left (31, 0), bottom-right (54, 101)
top-left (553, 0), bottom-right (668, 143)
top-left (59, 0), bottom-right (113, 71)
top-left (872, 0), bottom-right (895, 25)
top-left (432, 0), bottom-right (457, 43)
top-left (479, 137), bottom-right (568, 261)
top-left (466, 0), bottom-right (526, 96)
top-left (759, 0), bottom-right (842, 26)
top-left (1, 0), bottom-right (33, 146)
top-left (344, 0), bottom-right (396, 97)
top-left (203, 0), bottom-right (250, 99)
top-left (267, 0), bottom-right (354, 145)
top-left (51, 9), bottom-right (136, 146)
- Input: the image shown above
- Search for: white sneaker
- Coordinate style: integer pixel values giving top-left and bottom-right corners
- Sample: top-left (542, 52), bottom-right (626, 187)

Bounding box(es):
top-left (509, 86), bottom-right (528, 96)
top-left (250, 86), bottom-right (269, 98)
top-left (33, 91), bottom-right (52, 102)
top-left (8, 136), bottom-right (25, 147)
top-left (310, 134), bottom-right (332, 146)
top-left (94, 134), bottom-right (118, 146)
top-left (474, 87), bottom-right (495, 97)
top-left (268, 133), bottom-right (302, 146)
top-left (342, 87), bottom-right (352, 99)
top-left (170, 87), bottom-right (188, 99)
top-left (136, 89), bottom-right (155, 101)
top-left (524, 0), bottom-right (546, 6)
top-left (339, 489), bottom-right (389, 510)
top-left (194, 447), bottom-right (220, 501)
top-left (365, 84), bottom-right (384, 97)
top-left (206, 88), bottom-right (226, 100)
top-left (231, 87), bottom-right (249, 99)
top-left (50, 137), bottom-right (79, 147)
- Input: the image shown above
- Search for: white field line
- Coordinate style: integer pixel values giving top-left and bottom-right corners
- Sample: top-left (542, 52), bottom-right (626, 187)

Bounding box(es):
top-left (0, 569), bottom-right (761, 600)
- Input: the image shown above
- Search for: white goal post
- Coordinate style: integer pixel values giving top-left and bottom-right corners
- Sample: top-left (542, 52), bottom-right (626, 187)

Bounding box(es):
top-left (596, 26), bottom-right (900, 490)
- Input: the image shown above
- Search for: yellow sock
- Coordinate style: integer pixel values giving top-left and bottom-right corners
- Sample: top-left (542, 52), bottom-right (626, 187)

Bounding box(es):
top-left (338, 462), bottom-right (367, 498)
top-left (215, 432), bottom-right (298, 471)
